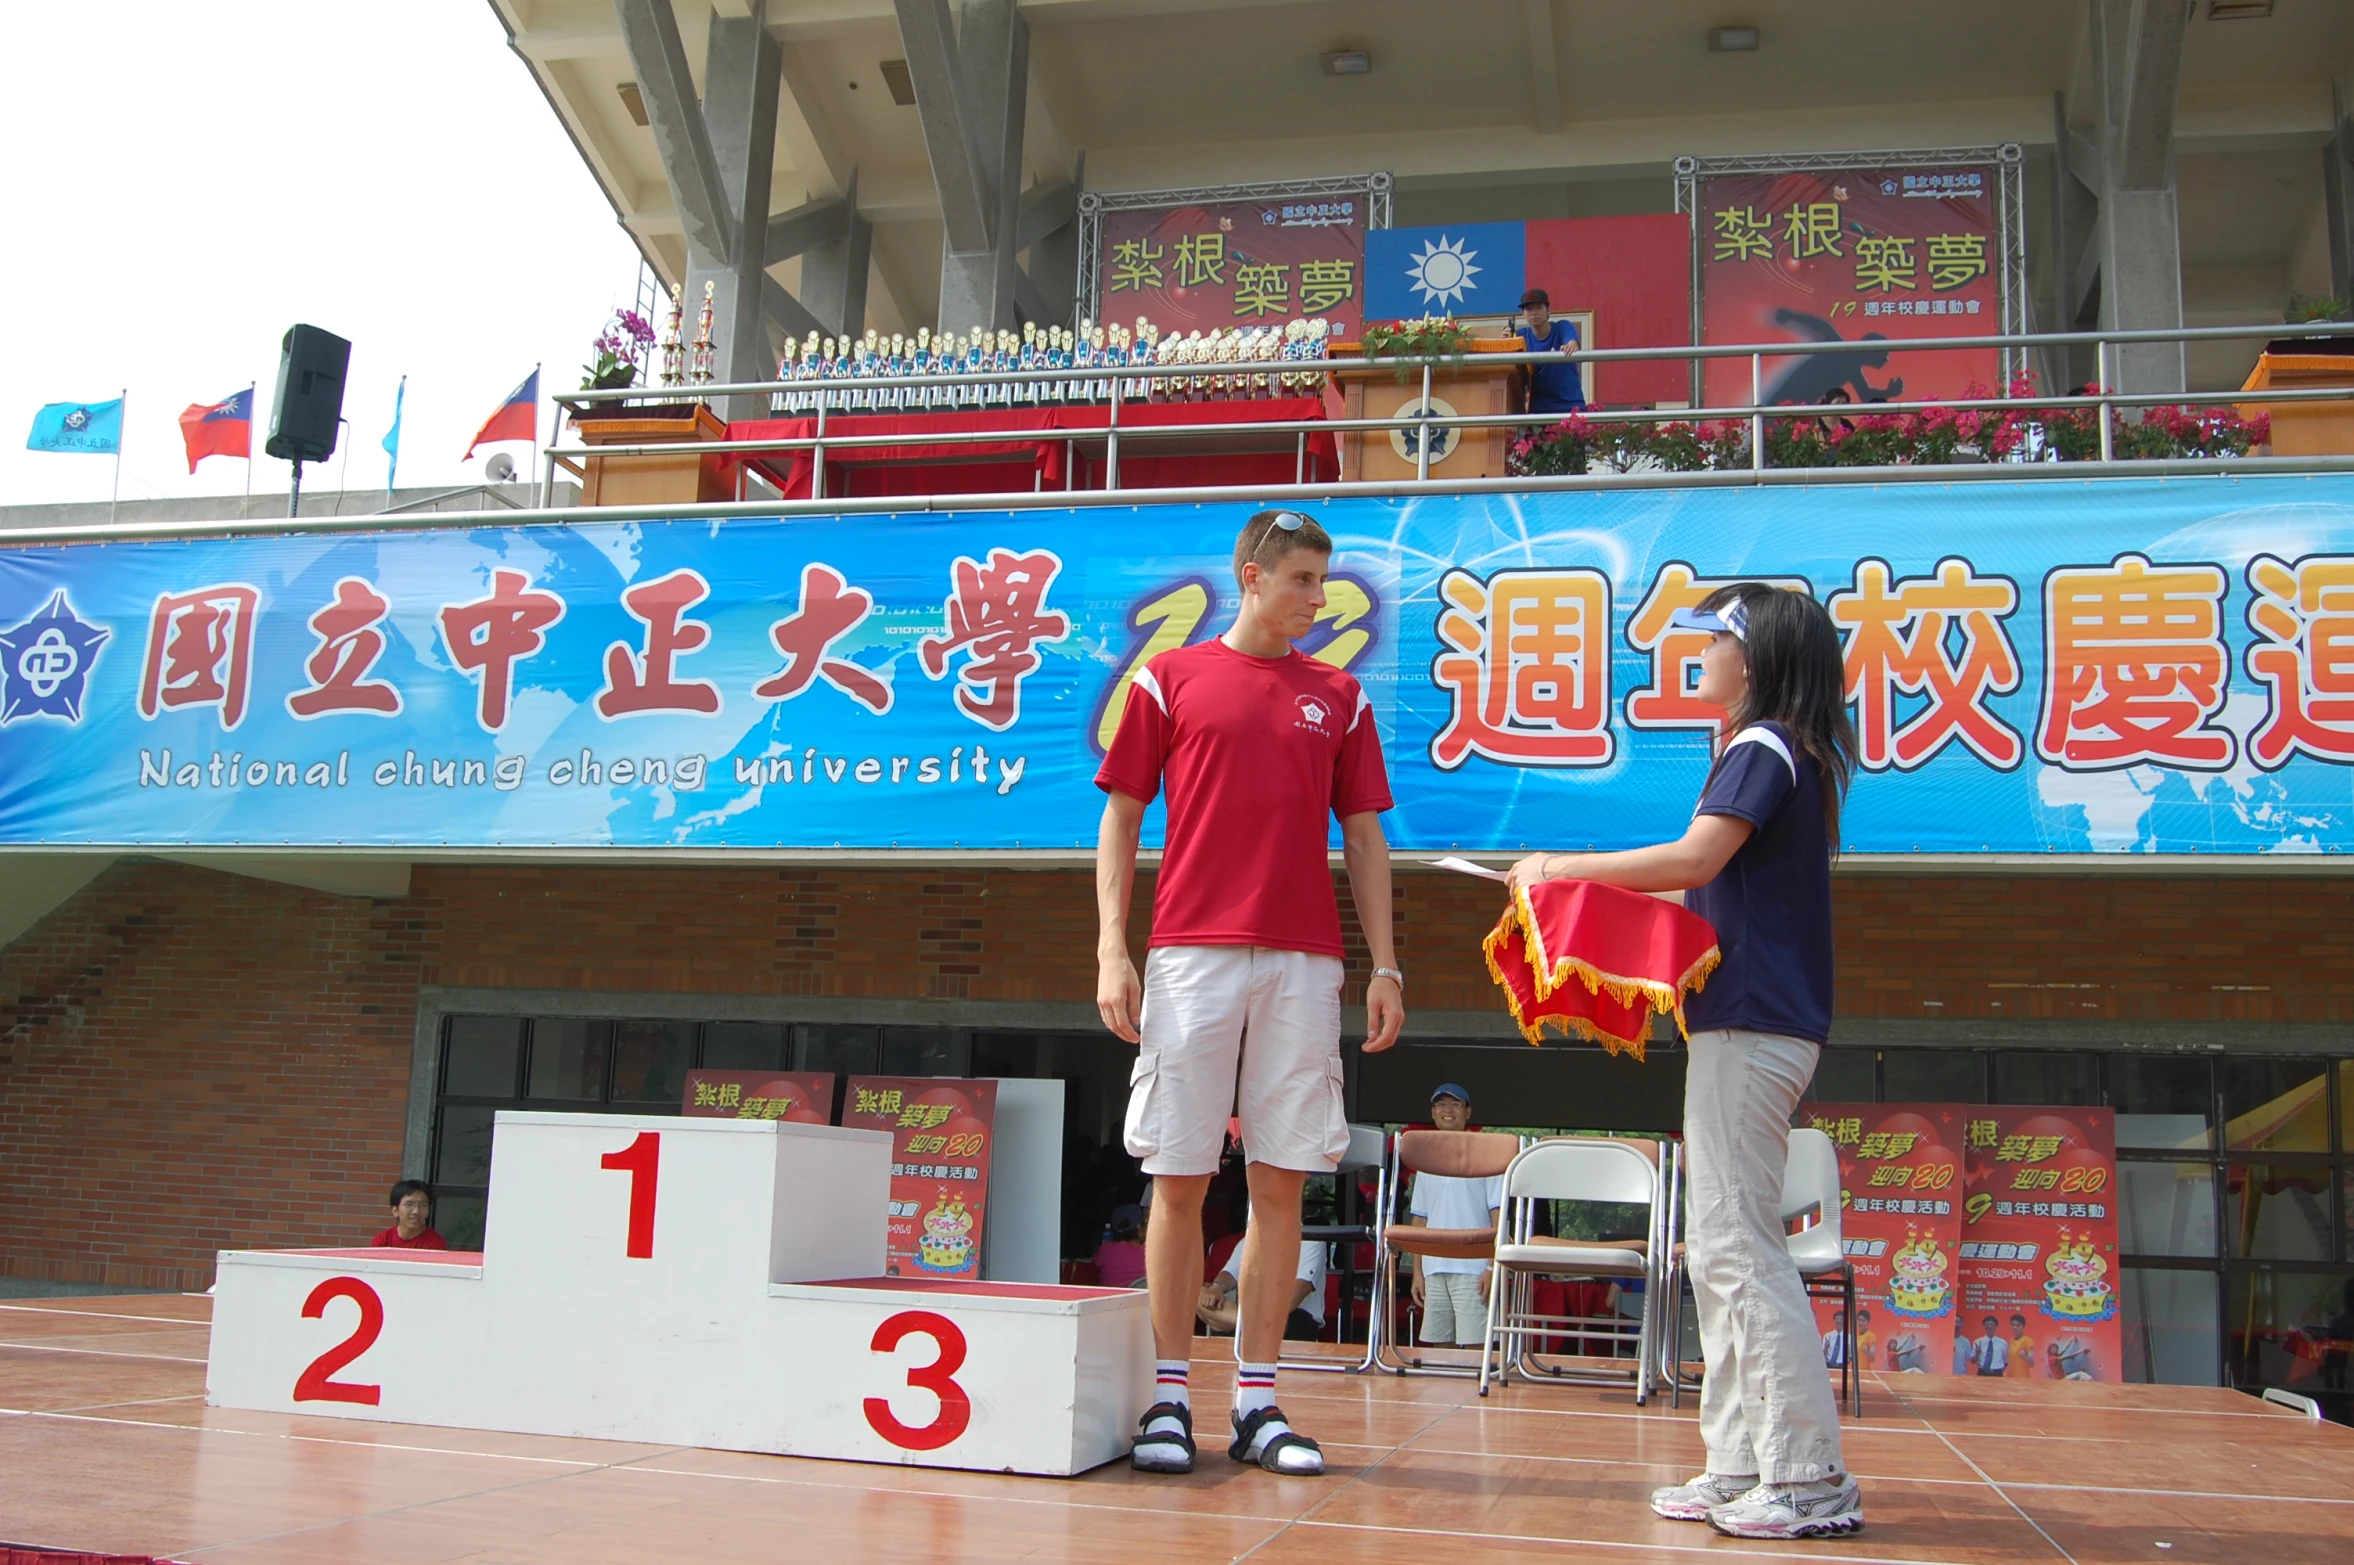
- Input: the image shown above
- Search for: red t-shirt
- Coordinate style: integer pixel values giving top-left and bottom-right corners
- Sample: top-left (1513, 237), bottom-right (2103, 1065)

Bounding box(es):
top-left (1096, 638), bottom-right (1391, 958)
top-left (372, 1225), bottom-right (449, 1250)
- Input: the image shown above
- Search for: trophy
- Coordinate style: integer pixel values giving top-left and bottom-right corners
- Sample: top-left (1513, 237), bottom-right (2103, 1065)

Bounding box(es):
top-left (773, 337), bottom-right (797, 413)
top-left (658, 291), bottom-right (684, 388)
top-left (688, 280), bottom-right (716, 388)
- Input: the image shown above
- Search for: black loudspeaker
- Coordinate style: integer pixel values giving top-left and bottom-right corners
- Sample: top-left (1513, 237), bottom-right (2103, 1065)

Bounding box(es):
top-left (265, 323), bottom-right (350, 463)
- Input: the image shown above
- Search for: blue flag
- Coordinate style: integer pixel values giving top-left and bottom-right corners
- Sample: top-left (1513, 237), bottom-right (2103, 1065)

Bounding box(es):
top-left (1364, 223), bottom-right (1528, 323)
top-left (382, 375), bottom-right (406, 490)
top-left (27, 397), bottom-right (125, 455)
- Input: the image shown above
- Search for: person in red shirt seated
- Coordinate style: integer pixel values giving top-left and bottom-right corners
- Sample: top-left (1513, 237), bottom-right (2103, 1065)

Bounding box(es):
top-left (1093, 1202), bottom-right (1149, 1288)
top-left (372, 1179), bottom-right (449, 1249)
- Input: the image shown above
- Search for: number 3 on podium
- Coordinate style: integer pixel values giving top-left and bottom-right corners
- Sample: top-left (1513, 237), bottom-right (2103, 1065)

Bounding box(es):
top-left (864, 1311), bottom-right (971, 1450)
top-left (600, 1131), bottom-right (660, 1258)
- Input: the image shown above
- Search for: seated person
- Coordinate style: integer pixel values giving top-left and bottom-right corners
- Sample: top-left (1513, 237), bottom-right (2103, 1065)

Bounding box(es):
top-left (1094, 1201), bottom-right (1150, 1289)
top-left (373, 1179), bottom-right (448, 1250)
top-left (1198, 1225), bottom-right (1328, 1343)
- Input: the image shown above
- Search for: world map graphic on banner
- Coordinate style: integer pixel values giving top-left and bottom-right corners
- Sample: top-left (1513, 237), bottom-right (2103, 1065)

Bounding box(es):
top-left (7, 476), bottom-right (2354, 854)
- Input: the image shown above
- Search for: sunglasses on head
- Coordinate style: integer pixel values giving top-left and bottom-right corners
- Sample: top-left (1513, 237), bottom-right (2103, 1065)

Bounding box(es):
top-left (1254, 509), bottom-right (1308, 533)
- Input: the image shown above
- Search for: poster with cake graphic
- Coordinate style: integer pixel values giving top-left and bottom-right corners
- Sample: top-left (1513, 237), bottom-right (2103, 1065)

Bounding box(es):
top-left (841, 1077), bottom-right (998, 1280)
top-left (1959, 1107), bottom-right (2120, 1382)
top-left (1803, 1104), bottom-right (1966, 1377)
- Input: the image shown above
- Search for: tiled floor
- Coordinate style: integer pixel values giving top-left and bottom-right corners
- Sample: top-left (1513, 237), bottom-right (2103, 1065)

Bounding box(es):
top-left (3, 1294), bottom-right (2349, 1563)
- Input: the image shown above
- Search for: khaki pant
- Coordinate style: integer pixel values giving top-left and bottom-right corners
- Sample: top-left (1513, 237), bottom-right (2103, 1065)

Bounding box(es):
top-left (1685, 1027), bottom-right (1847, 1486)
top-left (1418, 1270), bottom-right (1489, 1346)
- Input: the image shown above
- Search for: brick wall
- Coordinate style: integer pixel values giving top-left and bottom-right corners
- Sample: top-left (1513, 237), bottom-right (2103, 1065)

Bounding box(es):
top-left (4, 858), bottom-right (2351, 1289)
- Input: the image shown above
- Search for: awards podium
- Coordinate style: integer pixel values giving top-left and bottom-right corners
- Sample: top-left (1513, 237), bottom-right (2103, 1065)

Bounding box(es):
top-left (206, 1112), bottom-right (1152, 1476)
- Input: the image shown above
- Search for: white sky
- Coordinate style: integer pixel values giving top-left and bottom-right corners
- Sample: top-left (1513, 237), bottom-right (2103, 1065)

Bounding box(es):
top-left (1, 1), bottom-right (647, 508)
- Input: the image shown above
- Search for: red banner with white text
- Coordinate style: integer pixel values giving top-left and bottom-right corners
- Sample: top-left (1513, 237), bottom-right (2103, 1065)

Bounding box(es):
top-left (842, 1076), bottom-right (998, 1281)
top-left (1960, 1107), bottom-right (2122, 1382)
top-left (1806, 1103), bottom-right (1967, 1377)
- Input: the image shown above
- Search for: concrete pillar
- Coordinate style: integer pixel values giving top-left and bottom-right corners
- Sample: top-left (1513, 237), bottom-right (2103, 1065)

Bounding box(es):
top-left (2090, 0), bottom-right (2188, 395)
top-left (801, 169), bottom-right (874, 337)
top-left (682, 3), bottom-right (780, 422)
top-left (2325, 84), bottom-right (2354, 306)
top-left (938, 0), bottom-right (1027, 335)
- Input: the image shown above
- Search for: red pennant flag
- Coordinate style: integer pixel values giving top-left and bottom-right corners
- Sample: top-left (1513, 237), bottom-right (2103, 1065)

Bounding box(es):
top-left (1483, 878), bottom-right (1721, 1060)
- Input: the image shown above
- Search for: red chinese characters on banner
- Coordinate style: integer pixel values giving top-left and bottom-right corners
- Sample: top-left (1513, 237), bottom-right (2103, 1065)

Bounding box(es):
top-left (1623, 563), bottom-right (1813, 732)
top-left (438, 569), bottom-right (565, 731)
top-left (138, 583), bottom-right (261, 729)
top-left (919, 548), bottom-right (1070, 730)
top-left (841, 1077), bottom-right (998, 1280)
top-left (1701, 168), bottom-right (1999, 408)
top-left (2038, 554), bottom-right (2234, 769)
top-left (680, 1069), bottom-right (834, 1124)
top-left (1099, 197), bottom-right (1367, 337)
top-left (2245, 553), bottom-right (2354, 767)
top-left (286, 577), bottom-right (402, 718)
top-left (1830, 558), bottom-right (2022, 770)
top-left (1429, 566), bottom-right (1613, 768)
top-left (1807, 1104), bottom-right (1967, 1378)
top-left (1960, 1108), bottom-right (2121, 1382)
top-left (755, 563), bottom-right (891, 713)
top-left (598, 568), bottom-right (721, 718)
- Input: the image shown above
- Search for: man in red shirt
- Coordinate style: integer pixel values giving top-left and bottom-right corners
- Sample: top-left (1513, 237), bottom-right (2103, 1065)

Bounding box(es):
top-left (372, 1179), bottom-right (449, 1250)
top-left (1096, 508), bottom-right (1404, 1477)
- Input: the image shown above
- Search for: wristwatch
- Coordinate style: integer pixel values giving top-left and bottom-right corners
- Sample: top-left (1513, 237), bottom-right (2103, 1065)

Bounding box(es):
top-left (1372, 966), bottom-right (1405, 988)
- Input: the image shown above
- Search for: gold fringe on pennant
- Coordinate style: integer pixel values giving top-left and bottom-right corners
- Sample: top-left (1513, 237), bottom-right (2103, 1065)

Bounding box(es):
top-left (1480, 889), bottom-right (1722, 1063)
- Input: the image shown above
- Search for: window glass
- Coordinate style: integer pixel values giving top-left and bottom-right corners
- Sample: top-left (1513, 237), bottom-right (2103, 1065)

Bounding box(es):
top-left (2342, 1061), bottom-right (2354, 1153)
top-left (434, 1105), bottom-right (497, 1188)
top-left (2224, 1058), bottom-right (2329, 1154)
top-left (2116, 1163), bottom-right (2216, 1258)
top-left (2108, 1055), bottom-right (2213, 1151)
top-left (609, 1020), bottom-right (695, 1105)
top-left (1881, 1049), bottom-right (1984, 1105)
top-left (883, 1028), bottom-right (971, 1077)
top-left (443, 1016), bottom-right (523, 1097)
top-left (703, 1021), bottom-right (789, 1072)
top-left (2225, 1164), bottom-right (2336, 1262)
top-left (2121, 1268), bottom-right (2218, 1386)
top-left (796, 1024), bottom-right (879, 1077)
top-left (1992, 1052), bottom-right (2098, 1107)
top-left (527, 1018), bottom-right (607, 1100)
top-left (1807, 1047), bottom-right (1875, 1105)
top-left (434, 1194), bottom-right (486, 1253)
top-left (2228, 1270), bottom-right (2354, 1395)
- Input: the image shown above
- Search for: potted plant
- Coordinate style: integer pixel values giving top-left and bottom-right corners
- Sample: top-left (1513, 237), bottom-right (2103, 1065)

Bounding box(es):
top-left (582, 308), bottom-right (657, 391)
top-left (1354, 316), bottom-right (1475, 381)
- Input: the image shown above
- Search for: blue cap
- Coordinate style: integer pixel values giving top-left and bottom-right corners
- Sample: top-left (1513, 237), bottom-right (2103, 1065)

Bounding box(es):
top-left (1668, 598), bottom-right (1749, 640)
top-left (1431, 1082), bottom-right (1471, 1105)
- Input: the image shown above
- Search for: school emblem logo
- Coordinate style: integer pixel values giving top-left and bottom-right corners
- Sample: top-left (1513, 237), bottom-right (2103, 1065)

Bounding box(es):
top-left (1403, 233), bottom-right (1481, 310)
top-left (1295, 693), bottom-right (1331, 734)
top-left (61, 407), bottom-right (91, 432)
top-left (0, 589), bottom-right (110, 723)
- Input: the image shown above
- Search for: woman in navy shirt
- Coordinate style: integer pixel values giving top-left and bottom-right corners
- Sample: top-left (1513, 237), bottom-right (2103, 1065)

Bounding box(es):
top-left (1516, 288), bottom-right (1585, 415)
top-left (1509, 584), bottom-right (1862, 1541)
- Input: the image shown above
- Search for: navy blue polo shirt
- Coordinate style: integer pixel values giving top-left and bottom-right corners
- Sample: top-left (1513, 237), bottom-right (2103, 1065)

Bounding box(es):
top-left (1517, 320), bottom-right (1585, 413)
top-left (1684, 722), bottom-right (1835, 1045)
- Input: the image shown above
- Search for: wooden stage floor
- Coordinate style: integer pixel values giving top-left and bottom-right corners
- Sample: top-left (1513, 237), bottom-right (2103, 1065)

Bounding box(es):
top-left (4, 1293), bottom-right (2351, 1564)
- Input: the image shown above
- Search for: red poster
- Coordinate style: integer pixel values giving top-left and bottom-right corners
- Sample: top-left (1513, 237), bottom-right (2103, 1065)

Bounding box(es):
top-left (1805, 1103), bottom-right (1967, 1378)
top-left (680, 1069), bottom-right (833, 1123)
top-left (841, 1077), bottom-right (997, 1280)
top-left (1961, 1107), bottom-right (2122, 1383)
top-left (1700, 168), bottom-right (2000, 408)
top-left (1098, 197), bottom-right (1366, 336)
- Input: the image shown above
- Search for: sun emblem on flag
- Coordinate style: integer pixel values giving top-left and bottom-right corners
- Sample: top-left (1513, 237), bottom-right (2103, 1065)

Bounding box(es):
top-left (1404, 235), bottom-right (1481, 309)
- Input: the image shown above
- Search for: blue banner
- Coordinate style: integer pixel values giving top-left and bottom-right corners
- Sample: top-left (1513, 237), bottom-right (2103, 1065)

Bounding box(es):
top-left (5, 476), bottom-right (2354, 854)
top-left (1364, 222), bottom-right (1526, 321)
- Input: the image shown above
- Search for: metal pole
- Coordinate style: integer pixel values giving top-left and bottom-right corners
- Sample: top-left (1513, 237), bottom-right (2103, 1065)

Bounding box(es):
top-left (811, 386), bottom-right (828, 502)
top-left (1750, 353), bottom-right (1765, 474)
top-left (2096, 340), bottom-right (2114, 464)
top-left (1415, 361), bottom-right (1433, 482)
top-left (110, 387), bottom-right (124, 527)
top-left (1107, 370), bottom-right (1122, 491)
top-left (1296, 429), bottom-right (1306, 485)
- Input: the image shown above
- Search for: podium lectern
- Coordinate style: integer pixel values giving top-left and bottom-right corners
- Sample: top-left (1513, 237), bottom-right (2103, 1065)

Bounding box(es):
top-left (1327, 338), bottom-right (1527, 482)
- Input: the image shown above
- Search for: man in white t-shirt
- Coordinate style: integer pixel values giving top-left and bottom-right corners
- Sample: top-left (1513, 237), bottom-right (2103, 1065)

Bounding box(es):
top-left (1408, 1084), bottom-right (1503, 1347)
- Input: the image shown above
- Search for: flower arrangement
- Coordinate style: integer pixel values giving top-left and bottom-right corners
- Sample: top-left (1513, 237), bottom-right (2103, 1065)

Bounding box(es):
top-left (1360, 316), bottom-right (1473, 380)
top-left (1507, 372), bottom-right (2269, 475)
top-left (582, 308), bottom-right (657, 390)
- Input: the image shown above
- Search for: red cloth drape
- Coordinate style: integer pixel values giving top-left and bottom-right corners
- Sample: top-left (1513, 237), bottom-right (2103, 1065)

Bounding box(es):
top-left (725, 398), bottom-right (1338, 500)
top-left (1483, 879), bottom-right (1721, 1060)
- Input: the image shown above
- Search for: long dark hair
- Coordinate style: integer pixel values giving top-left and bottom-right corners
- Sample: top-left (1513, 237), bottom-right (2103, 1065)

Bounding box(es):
top-left (1699, 582), bottom-right (1857, 847)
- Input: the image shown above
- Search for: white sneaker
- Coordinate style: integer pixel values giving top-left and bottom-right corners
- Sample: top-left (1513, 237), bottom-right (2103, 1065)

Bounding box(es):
top-left (1706, 1478), bottom-right (1865, 1539)
top-left (1650, 1472), bottom-right (1758, 1521)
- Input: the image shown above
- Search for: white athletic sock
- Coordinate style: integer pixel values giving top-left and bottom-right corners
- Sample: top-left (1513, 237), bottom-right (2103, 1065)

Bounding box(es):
top-left (1233, 1360), bottom-right (1278, 1421)
top-left (1152, 1359), bottom-right (1191, 1412)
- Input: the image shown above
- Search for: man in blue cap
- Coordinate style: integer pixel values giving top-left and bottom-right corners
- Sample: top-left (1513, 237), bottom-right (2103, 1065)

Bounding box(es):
top-left (1407, 1083), bottom-right (1503, 1347)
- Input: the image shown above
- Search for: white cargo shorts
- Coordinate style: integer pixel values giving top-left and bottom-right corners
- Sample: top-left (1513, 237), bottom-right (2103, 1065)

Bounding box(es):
top-left (1123, 944), bottom-right (1348, 1177)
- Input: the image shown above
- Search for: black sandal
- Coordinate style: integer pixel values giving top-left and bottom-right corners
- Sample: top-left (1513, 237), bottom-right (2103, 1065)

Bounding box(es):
top-left (1227, 1404), bottom-right (1324, 1475)
top-left (1131, 1400), bottom-right (1195, 1473)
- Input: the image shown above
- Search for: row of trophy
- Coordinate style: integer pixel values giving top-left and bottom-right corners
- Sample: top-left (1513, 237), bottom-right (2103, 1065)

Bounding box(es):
top-left (768, 316), bottom-right (1340, 413)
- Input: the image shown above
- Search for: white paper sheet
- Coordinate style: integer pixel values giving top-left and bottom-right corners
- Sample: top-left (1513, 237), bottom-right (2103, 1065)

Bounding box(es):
top-left (1423, 855), bottom-right (1511, 883)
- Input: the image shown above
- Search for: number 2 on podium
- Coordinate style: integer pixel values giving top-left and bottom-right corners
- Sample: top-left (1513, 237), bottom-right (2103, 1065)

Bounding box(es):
top-left (600, 1131), bottom-right (660, 1258)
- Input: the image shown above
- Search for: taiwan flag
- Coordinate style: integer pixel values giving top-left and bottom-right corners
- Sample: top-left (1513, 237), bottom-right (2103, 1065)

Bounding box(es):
top-left (177, 387), bottom-right (253, 472)
top-left (465, 368), bottom-right (539, 458)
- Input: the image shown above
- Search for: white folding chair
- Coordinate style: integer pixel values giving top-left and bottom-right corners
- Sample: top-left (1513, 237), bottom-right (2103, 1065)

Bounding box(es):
top-left (1283, 1123), bottom-right (1390, 1374)
top-left (1479, 1137), bottom-right (1664, 1402)
top-left (1371, 1129), bottom-right (1522, 1376)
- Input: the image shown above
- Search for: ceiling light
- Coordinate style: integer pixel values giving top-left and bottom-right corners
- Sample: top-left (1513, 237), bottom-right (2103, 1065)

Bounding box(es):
top-left (1708, 26), bottom-right (1761, 52)
top-left (1321, 50), bottom-right (1371, 77)
top-left (2207, 1), bottom-right (2274, 17)
top-left (616, 82), bottom-right (649, 127)
top-left (879, 59), bottom-right (916, 106)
